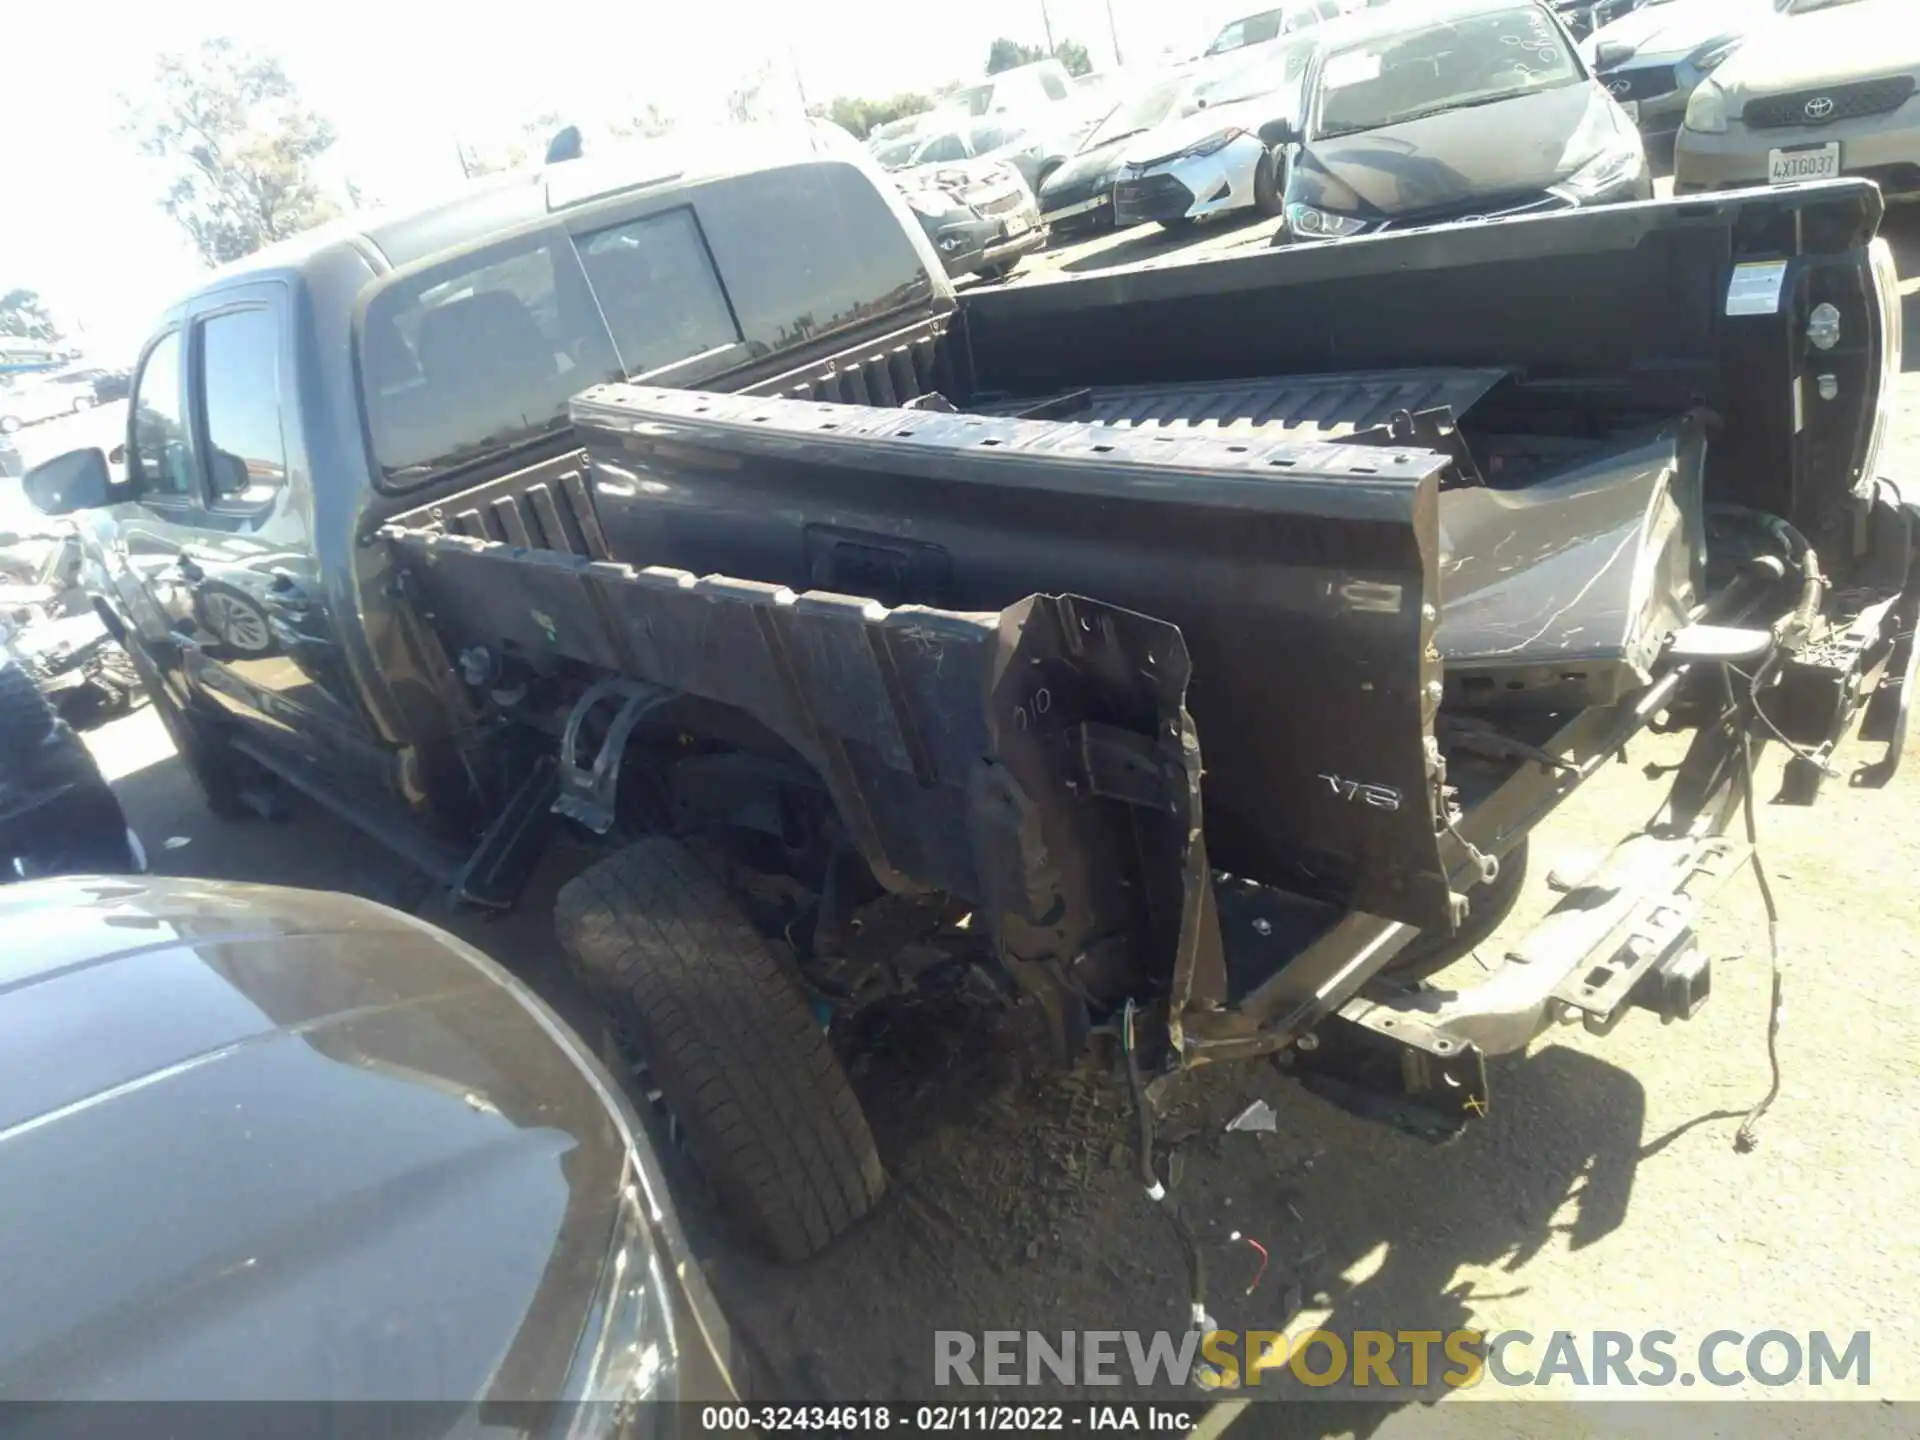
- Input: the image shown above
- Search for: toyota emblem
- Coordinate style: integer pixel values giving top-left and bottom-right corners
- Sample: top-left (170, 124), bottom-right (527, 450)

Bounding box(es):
top-left (1608, 78), bottom-right (1632, 97)
top-left (1805, 95), bottom-right (1835, 119)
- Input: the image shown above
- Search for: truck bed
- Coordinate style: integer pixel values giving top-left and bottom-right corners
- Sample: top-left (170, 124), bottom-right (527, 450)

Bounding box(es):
top-left (383, 182), bottom-right (1895, 934)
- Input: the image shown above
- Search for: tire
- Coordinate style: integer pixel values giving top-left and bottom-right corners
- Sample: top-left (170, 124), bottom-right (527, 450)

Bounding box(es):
top-left (123, 638), bottom-right (250, 820)
top-left (1382, 838), bottom-right (1531, 983)
top-left (556, 837), bottom-right (885, 1262)
top-left (1253, 148), bottom-right (1284, 217)
top-left (0, 660), bottom-right (136, 878)
top-left (193, 582), bottom-right (276, 656)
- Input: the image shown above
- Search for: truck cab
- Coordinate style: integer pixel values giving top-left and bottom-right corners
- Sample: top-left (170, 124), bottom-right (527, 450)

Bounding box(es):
top-left (53, 125), bottom-right (950, 839)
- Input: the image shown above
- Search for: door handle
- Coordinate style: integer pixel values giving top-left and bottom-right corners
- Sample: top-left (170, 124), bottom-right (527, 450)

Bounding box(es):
top-left (175, 554), bottom-right (206, 583)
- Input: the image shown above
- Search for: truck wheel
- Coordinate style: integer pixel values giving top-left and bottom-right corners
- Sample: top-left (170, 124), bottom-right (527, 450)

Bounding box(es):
top-left (555, 837), bottom-right (885, 1262)
top-left (1384, 838), bottom-right (1530, 983)
top-left (123, 639), bottom-right (250, 821)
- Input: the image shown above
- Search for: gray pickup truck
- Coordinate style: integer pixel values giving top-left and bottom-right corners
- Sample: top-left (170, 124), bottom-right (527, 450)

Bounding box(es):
top-left (22, 120), bottom-right (1915, 1266)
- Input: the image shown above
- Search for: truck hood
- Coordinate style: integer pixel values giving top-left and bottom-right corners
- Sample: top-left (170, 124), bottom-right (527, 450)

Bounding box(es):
top-left (1585, 0), bottom-right (1780, 63)
top-left (1296, 84), bottom-right (1616, 218)
top-left (0, 877), bottom-right (634, 1402)
top-left (1713, 0), bottom-right (1920, 98)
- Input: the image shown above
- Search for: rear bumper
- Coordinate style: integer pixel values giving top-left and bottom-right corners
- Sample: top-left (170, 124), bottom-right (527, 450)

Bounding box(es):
top-left (1675, 108), bottom-right (1920, 196)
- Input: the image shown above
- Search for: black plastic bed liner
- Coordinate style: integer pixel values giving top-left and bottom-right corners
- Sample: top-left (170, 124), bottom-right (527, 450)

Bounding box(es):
top-left (971, 366), bottom-right (1510, 441)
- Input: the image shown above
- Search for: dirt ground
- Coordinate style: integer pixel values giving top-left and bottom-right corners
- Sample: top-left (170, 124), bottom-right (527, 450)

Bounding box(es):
top-left (77, 204), bottom-right (1920, 1431)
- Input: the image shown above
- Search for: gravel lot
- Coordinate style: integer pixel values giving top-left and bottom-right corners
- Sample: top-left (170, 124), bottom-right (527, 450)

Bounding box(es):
top-left (72, 201), bottom-right (1920, 1429)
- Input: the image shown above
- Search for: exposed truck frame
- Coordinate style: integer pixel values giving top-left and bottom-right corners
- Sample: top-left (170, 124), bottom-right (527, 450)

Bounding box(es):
top-left (24, 158), bottom-right (1914, 1264)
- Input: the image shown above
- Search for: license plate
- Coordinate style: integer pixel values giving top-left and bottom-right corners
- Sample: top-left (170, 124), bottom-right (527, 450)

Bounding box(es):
top-left (1769, 143), bottom-right (1840, 185)
top-left (1619, 99), bottom-right (1639, 123)
top-left (1005, 215), bottom-right (1030, 237)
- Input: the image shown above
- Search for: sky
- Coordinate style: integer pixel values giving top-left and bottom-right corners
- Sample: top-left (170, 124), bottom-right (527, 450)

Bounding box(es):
top-left (1, 0), bottom-right (1251, 365)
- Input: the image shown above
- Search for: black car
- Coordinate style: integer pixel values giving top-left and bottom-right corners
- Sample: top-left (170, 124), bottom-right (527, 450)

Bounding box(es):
top-left (1274, 0), bottom-right (1651, 241)
top-left (0, 875), bottom-right (745, 1419)
top-left (1038, 72), bottom-right (1197, 236)
top-left (0, 647), bottom-right (139, 880)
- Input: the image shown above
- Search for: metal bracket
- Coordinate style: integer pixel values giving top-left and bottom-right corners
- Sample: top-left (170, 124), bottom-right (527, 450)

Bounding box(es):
top-left (553, 678), bottom-right (676, 833)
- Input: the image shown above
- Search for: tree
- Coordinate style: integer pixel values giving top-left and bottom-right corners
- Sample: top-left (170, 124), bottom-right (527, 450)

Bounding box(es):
top-left (0, 290), bottom-right (59, 344)
top-left (985, 36), bottom-right (1094, 77)
top-left (460, 111), bottom-right (564, 177)
top-left (726, 61), bottom-right (780, 125)
top-left (986, 37), bottom-right (1047, 74)
top-left (819, 92), bottom-right (934, 141)
top-left (1054, 39), bottom-right (1095, 77)
top-left (121, 38), bottom-right (344, 267)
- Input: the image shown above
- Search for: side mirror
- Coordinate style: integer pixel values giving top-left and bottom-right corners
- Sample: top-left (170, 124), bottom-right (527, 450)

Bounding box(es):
top-left (108, 443), bottom-right (127, 466)
top-left (23, 448), bottom-right (115, 516)
top-left (1258, 118), bottom-right (1299, 149)
top-left (1594, 40), bottom-right (1635, 70)
top-left (211, 449), bottom-right (250, 497)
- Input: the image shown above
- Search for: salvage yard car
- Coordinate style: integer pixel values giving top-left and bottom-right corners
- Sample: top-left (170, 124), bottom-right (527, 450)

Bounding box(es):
top-left (1039, 71), bottom-right (1198, 235)
top-left (1277, 0), bottom-right (1652, 239)
top-left (0, 875), bottom-right (742, 1416)
top-left (1674, 0), bottom-right (1915, 196)
top-left (19, 111), bottom-right (1915, 1274)
top-left (0, 646), bottom-right (139, 881)
top-left (1112, 35), bottom-right (1314, 231)
top-left (1583, 0), bottom-right (1781, 166)
top-left (884, 152), bottom-right (1047, 279)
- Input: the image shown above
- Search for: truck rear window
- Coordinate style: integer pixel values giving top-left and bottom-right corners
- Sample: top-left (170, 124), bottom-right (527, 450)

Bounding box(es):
top-left (360, 163), bottom-right (932, 488)
top-left (362, 207), bottom-right (742, 486)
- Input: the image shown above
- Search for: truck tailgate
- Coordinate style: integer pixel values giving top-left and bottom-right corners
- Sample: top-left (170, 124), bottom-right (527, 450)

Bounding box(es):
top-left (567, 384), bottom-right (1458, 929)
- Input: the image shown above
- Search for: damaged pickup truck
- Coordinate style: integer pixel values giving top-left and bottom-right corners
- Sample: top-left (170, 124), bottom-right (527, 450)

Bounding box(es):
top-left (23, 123), bottom-right (1914, 1264)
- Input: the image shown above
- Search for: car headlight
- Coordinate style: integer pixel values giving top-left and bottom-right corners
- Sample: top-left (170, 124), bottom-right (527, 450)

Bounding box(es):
top-left (1686, 33), bottom-right (1743, 76)
top-left (1180, 127), bottom-right (1247, 159)
top-left (557, 1162), bottom-right (679, 1424)
top-left (1685, 79), bottom-right (1729, 134)
top-left (902, 187), bottom-right (954, 218)
top-left (1548, 136), bottom-right (1646, 203)
top-left (1286, 202), bottom-right (1370, 238)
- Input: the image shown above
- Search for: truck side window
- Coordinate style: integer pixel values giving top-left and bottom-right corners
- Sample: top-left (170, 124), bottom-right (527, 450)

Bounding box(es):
top-left (199, 307), bottom-right (288, 504)
top-left (129, 331), bottom-right (193, 500)
top-left (575, 209), bottom-right (741, 377)
top-left (1040, 72), bottom-right (1069, 102)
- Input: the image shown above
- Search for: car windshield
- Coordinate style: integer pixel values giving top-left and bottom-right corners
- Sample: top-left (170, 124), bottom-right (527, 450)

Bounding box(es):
top-left (1081, 77), bottom-right (1191, 149)
top-left (1207, 9), bottom-right (1286, 56)
top-left (953, 82), bottom-right (996, 117)
top-left (1314, 6), bottom-right (1582, 138)
top-left (1196, 35), bottom-right (1320, 109)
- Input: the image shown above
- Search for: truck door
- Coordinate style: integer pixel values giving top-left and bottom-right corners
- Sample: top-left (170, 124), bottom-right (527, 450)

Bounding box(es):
top-left (107, 323), bottom-right (214, 659)
top-left (169, 286), bottom-right (383, 774)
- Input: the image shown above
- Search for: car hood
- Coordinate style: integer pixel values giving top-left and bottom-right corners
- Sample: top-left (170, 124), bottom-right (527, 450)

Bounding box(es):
top-left (1042, 136), bottom-right (1133, 197)
top-left (1121, 97), bottom-right (1274, 166)
top-left (1712, 0), bottom-right (1920, 97)
top-left (0, 876), bottom-right (640, 1402)
top-left (1586, 0), bottom-right (1779, 62)
top-left (1296, 84), bottom-right (1615, 217)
